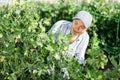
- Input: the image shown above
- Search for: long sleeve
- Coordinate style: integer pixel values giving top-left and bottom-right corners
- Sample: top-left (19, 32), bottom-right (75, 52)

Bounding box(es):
top-left (75, 32), bottom-right (89, 64)
top-left (48, 20), bottom-right (62, 40)
top-left (48, 20), bottom-right (72, 40)
top-left (67, 32), bottom-right (89, 64)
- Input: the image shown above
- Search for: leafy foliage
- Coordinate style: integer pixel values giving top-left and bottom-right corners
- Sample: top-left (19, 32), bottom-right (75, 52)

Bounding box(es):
top-left (0, 0), bottom-right (120, 80)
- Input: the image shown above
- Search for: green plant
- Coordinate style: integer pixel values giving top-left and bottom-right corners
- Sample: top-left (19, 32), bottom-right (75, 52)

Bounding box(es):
top-left (0, 0), bottom-right (120, 79)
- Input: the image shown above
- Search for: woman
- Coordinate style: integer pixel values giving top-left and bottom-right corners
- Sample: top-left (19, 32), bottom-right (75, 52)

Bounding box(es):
top-left (49, 10), bottom-right (92, 64)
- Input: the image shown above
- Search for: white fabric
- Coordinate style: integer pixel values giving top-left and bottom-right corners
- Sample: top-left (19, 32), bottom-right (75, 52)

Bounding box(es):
top-left (73, 10), bottom-right (92, 28)
top-left (49, 20), bottom-right (89, 64)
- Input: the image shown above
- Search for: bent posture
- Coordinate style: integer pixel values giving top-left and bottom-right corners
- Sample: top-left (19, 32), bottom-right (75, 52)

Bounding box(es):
top-left (49, 10), bottom-right (92, 64)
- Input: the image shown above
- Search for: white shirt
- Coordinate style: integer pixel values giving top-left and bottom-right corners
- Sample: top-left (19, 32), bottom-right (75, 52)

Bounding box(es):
top-left (49, 20), bottom-right (89, 64)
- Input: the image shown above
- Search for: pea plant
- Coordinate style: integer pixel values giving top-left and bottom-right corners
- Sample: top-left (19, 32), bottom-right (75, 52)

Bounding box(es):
top-left (0, 1), bottom-right (120, 80)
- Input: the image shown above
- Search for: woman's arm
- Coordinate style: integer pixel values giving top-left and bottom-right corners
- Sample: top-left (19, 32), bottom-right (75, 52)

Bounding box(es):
top-left (75, 33), bottom-right (89, 64)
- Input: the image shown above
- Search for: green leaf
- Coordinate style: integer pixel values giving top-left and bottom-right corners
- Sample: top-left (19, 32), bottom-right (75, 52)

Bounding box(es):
top-left (45, 45), bottom-right (54, 52)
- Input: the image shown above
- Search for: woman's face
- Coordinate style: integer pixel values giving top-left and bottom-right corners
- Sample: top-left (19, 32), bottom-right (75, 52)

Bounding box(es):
top-left (72, 19), bottom-right (87, 34)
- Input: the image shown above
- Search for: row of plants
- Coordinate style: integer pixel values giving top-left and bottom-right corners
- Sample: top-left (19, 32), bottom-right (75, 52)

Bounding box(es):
top-left (0, 0), bottom-right (120, 79)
